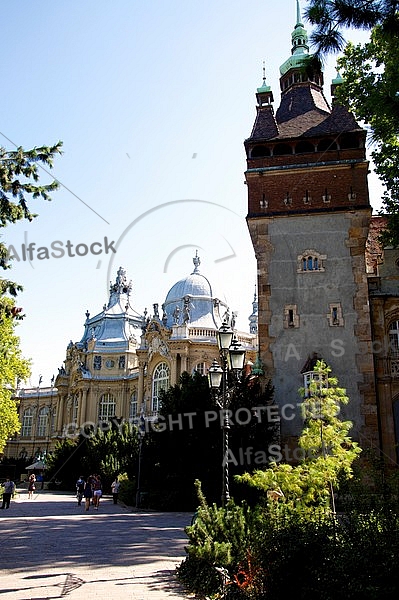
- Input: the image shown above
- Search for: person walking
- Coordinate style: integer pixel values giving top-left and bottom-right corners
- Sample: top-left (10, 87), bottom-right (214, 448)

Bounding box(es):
top-left (111, 476), bottom-right (120, 504)
top-left (92, 475), bottom-right (103, 510)
top-left (1, 477), bottom-right (15, 509)
top-left (28, 474), bottom-right (36, 499)
top-left (76, 476), bottom-right (85, 506)
top-left (83, 476), bottom-right (93, 511)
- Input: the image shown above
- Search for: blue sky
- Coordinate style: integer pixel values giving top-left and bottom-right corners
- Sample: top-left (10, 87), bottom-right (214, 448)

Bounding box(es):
top-left (2, 0), bottom-right (381, 387)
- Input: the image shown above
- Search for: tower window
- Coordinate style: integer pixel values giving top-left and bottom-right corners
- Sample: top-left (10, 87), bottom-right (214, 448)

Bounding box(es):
top-left (284, 305), bottom-right (299, 328)
top-left (298, 250), bottom-right (326, 273)
top-left (317, 139), bottom-right (337, 152)
top-left (327, 303), bottom-right (344, 327)
top-left (273, 143), bottom-right (292, 156)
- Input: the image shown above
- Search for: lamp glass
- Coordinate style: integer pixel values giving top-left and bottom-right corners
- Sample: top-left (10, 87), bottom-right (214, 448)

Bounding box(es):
top-left (208, 359), bottom-right (223, 389)
top-left (229, 341), bottom-right (246, 372)
top-left (217, 322), bottom-right (234, 351)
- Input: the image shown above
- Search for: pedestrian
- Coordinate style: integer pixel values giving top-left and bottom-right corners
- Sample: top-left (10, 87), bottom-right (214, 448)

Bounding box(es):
top-left (28, 474), bottom-right (36, 499)
top-left (1, 477), bottom-right (16, 509)
top-left (83, 476), bottom-right (93, 511)
top-left (92, 475), bottom-right (103, 510)
top-left (111, 476), bottom-right (120, 504)
top-left (76, 476), bottom-right (85, 506)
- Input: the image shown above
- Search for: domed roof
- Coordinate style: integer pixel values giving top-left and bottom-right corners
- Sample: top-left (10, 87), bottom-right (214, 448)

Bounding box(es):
top-left (163, 253), bottom-right (229, 329)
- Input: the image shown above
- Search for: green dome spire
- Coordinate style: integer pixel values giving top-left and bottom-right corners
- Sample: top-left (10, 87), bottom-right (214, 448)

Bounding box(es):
top-left (279, 0), bottom-right (309, 76)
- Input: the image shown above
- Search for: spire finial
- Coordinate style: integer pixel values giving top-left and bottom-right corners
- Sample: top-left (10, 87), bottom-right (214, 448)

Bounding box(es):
top-left (296, 0), bottom-right (303, 27)
top-left (262, 60), bottom-right (266, 85)
top-left (193, 250), bottom-right (200, 273)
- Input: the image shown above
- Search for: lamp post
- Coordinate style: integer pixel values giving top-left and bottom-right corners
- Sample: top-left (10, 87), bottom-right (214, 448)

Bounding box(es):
top-left (208, 322), bottom-right (246, 507)
top-left (135, 413), bottom-right (146, 509)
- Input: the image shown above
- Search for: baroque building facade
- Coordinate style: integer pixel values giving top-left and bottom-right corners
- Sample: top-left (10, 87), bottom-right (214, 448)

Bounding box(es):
top-left (6, 255), bottom-right (257, 460)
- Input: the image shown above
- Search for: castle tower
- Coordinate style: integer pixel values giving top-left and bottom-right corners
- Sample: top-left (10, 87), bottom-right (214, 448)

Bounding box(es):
top-left (244, 1), bottom-right (378, 446)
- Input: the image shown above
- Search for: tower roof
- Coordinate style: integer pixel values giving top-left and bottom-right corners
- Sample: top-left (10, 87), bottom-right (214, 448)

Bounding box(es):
top-left (77, 267), bottom-right (144, 352)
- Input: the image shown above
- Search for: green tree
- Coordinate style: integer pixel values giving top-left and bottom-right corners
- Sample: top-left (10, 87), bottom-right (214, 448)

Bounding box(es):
top-left (0, 299), bottom-right (30, 452)
top-left (237, 360), bottom-right (361, 518)
top-left (336, 25), bottom-right (399, 246)
top-left (145, 371), bottom-right (277, 510)
top-left (0, 142), bottom-right (63, 318)
top-left (304, 0), bottom-right (399, 55)
top-left (304, 1), bottom-right (399, 246)
top-left (0, 141), bottom-right (62, 452)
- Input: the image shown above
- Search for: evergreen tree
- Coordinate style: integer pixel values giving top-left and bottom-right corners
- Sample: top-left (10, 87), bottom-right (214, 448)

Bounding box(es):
top-left (237, 360), bottom-right (361, 518)
top-left (145, 371), bottom-right (277, 510)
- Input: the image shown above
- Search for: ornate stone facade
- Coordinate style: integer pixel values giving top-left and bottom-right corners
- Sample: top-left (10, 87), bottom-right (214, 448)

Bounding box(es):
top-left (5, 257), bottom-right (257, 460)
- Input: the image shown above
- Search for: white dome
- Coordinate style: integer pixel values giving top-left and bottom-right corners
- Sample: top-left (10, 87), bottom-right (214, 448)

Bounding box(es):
top-left (163, 254), bottom-right (228, 329)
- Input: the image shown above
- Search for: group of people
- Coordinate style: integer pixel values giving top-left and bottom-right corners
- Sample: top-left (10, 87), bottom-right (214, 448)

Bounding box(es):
top-left (75, 475), bottom-right (120, 511)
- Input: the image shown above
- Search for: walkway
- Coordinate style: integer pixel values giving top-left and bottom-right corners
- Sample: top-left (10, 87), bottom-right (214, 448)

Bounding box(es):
top-left (0, 489), bottom-right (193, 600)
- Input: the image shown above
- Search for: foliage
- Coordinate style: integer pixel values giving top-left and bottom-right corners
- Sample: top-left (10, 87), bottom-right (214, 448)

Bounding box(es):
top-left (336, 24), bottom-right (399, 246)
top-left (0, 141), bottom-right (62, 318)
top-left (304, 0), bottom-right (399, 55)
top-left (144, 371), bottom-right (277, 510)
top-left (117, 472), bottom-right (136, 506)
top-left (45, 420), bottom-right (140, 491)
top-left (177, 362), bottom-right (390, 599)
top-left (177, 480), bottom-right (257, 599)
top-left (0, 142), bottom-right (61, 452)
top-left (304, 2), bottom-right (399, 246)
top-left (0, 301), bottom-right (30, 452)
top-left (45, 437), bottom-right (88, 490)
top-left (237, 360), bottom-right (361, 519)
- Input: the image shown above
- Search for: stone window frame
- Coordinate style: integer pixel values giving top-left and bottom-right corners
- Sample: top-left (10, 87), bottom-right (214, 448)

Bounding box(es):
top-left (21, 407), bottom-right (33, 437)
top-left (327, 303), bottom-right (344, 327)
top-left (129, 391), bottom-right (138, 420)
top-left (297, 249), bottom-right (326, 273)
top-left (37, 406), bottom-right (50, 437)
top-left (284, 304), bottom-right (300, 328)
top-left (98, 393), bottom-right (116, 421)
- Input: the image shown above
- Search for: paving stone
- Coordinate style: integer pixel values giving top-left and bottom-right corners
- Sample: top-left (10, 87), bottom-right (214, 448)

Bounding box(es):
top-left (0, 489), bottom-right (194, 599)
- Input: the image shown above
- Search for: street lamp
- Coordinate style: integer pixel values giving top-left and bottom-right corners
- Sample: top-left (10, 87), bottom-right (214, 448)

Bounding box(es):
top-left (135, 413), bottom-right (146, 509)
top-left (208, 323), bottom-right (246, 507)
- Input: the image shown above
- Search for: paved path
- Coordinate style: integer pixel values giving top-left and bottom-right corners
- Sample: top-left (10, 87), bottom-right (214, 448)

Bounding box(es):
top-left (0, 489), bottom-right (193, 600)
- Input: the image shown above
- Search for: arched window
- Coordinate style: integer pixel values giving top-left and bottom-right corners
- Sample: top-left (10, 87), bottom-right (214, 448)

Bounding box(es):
top-left (152, 362), bottom-right (170, 413)
top-left (251, 145), bottom-right (271, 158)
top-left (273, 143), bottom-right (292, 156)
top-left (339, 133), bottom-right (359, 149)
top-left (389, 320), bottom-right (399, 356)
top-left (72, 395), bottom-right (79, 423)
top-left (298, 249), bottom-right (326, 273)
top-left (295, 141), bottom-right (314, 154)
top-left (317, 139), bottom-right (337, 152)
top-left (194, 362), bottom-right (206, 375)
top-left (99, 393), bottom-right (116, 421)
top-left (130, 391), bottom-right (138, 420)
top-left (21, 408), bottom-right (33, 437)
top-left (37, 406), bottom-right (49, 437)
